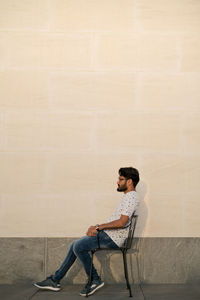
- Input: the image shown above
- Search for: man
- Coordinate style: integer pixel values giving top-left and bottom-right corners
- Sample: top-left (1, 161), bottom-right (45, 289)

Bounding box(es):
top-left (34, 167), bottom-right (140, 296)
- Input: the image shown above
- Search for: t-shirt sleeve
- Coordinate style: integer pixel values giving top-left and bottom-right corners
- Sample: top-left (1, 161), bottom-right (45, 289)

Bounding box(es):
top-left (120, 194), bottom-right (138, 217)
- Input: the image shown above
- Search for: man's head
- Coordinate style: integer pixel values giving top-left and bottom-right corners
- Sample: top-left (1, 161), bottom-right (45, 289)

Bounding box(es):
top-left (117, 167), bottom-right (140, 193)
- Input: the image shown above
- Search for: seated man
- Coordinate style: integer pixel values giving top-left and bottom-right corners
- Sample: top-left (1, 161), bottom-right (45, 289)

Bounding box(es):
top-left (34, 167), bottom-right (140, 296)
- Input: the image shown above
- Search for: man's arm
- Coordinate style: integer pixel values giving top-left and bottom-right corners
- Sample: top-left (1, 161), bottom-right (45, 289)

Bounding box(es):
top-left (87, 214), bottom-right (129, 236)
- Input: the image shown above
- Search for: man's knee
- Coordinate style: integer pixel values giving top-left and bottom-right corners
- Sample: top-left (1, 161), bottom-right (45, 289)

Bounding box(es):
top-left (73, 236), bottom-right (87, 254)
top-left (68, 240), bottom-right (76, 249)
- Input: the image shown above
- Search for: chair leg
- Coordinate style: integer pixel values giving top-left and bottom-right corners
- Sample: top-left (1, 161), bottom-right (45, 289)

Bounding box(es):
top-left (86, 251), bottom-right (94, 297)
top-left (123, 251), bottom-right (132, 297)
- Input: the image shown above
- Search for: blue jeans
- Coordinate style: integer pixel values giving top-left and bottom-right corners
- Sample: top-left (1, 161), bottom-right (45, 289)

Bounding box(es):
top-left (53, 231), bottom-right (118, 282)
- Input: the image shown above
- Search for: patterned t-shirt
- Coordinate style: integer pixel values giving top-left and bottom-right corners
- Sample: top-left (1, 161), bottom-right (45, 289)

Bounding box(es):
top-left (104, 191), bottom-right (139, 247)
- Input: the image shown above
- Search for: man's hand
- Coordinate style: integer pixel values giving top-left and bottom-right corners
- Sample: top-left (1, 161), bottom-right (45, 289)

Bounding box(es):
top-left (86, 226), bottom-right (97, 236)
top-left (86, 215), bottom-right (129, 236)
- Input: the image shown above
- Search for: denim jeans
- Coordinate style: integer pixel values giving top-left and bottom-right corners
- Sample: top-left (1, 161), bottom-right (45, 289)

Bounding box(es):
top-left (53, 231), bottom-right (119, 283)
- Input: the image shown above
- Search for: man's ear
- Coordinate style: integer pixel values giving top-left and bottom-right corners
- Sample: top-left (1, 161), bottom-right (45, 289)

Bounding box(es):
top-left (127, 178), bottom-right (132, 187)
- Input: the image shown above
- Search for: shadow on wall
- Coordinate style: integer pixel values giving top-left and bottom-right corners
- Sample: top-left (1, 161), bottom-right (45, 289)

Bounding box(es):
top-left (135, 180), bottom-right (148, 237)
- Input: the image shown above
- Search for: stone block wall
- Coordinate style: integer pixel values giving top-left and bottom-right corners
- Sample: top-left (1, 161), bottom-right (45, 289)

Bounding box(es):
top-left (0, 238), bottom-right (200, 284)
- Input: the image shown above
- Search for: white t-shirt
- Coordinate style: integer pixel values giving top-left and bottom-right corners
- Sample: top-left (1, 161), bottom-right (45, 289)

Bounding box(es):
top-left (104, 191), bottom-right (139, 247)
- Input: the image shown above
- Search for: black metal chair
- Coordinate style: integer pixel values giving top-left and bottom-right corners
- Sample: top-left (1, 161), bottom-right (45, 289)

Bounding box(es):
top-left (87, 214), bottom-right (138, 297)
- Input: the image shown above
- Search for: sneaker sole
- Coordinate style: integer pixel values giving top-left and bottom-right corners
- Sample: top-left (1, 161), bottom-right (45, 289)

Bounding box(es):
top-left (34, 283), bottom-right (60, 291)
top-left (80, 282), bottom-right (104, 297)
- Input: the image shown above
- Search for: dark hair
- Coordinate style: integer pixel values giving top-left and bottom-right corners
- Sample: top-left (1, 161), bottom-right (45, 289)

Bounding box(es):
top-left (119, 167), bottom-right (140, 188)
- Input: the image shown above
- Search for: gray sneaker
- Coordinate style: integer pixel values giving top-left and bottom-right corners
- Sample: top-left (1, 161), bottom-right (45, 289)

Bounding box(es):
top-left (80, 279), bottom-right (104, 296)
top-left (34, 276), bottom-right (61, 291)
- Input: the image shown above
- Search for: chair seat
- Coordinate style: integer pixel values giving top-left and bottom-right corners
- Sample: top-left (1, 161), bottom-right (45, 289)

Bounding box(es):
top-left (92, 247), bottom-right (139, 253)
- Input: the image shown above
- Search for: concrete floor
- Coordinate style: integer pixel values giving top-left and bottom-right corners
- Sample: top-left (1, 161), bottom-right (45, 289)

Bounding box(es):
top-left (0, 283), bottom-right (200, 300)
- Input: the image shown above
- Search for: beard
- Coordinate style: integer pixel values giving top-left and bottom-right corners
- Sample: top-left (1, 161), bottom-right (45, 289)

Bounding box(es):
top-left (117, 184), bottom-right (127, 192)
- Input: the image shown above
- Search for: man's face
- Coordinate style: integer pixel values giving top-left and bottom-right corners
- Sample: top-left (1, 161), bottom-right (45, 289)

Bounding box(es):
top-left (117, 176), bottom-right (128, 192)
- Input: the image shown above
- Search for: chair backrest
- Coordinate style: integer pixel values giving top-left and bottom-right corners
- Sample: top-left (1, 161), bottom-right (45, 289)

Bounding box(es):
top-left (123, 214), bottom-right (138, 250)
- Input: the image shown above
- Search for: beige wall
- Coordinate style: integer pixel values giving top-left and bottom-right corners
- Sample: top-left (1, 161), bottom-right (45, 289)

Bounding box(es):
top-left (0, 0), bottom-right (200, 237)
